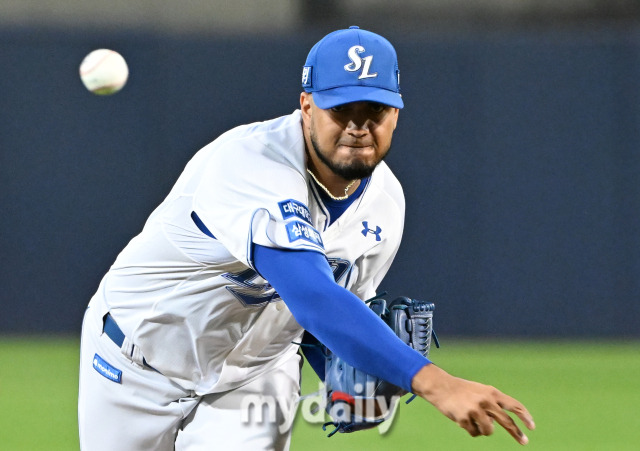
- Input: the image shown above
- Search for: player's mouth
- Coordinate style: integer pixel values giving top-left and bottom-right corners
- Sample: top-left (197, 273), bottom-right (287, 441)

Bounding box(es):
top-left (338, 143), bottom-right (375, 153)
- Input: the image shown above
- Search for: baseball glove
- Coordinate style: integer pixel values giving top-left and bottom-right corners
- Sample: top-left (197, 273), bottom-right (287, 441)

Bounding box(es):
top-left (322, 295), bottom-right (438, 436)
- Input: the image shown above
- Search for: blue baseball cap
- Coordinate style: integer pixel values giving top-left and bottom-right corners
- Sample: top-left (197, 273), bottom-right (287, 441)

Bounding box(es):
top-left (302, 26), bottom-right (403, 109)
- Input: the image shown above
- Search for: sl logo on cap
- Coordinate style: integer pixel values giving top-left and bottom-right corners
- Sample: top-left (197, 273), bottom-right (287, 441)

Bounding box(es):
top-left (344, 46), bottom-right (378, 80)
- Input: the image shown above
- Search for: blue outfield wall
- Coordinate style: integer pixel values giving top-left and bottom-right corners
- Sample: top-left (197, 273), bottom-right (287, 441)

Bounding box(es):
top-left (1, 26), bottom-right (639, 337)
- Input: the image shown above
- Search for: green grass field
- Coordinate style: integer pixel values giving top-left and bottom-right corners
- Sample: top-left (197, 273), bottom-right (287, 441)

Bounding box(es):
top-left (1, 338), bottom-right (638, 450)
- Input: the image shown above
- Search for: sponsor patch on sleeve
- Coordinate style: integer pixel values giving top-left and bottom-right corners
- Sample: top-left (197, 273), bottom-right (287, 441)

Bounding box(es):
top-left (285, 221), bottom-right (324, 248)
top-left (93, 353), bottom-right (122, 384)
top-left (278, 199), bottom-right (312, 224)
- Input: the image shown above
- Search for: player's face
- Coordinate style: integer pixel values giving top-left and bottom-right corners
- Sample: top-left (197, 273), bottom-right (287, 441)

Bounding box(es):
top-left (301, 93), bottom-right (399, 180)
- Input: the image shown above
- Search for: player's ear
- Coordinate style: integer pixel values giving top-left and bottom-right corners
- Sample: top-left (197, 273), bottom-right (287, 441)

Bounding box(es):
top-left (300, 92), bottom-right (313, 123)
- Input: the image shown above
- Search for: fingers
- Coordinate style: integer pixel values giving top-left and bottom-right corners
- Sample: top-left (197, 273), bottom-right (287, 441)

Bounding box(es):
top-left (459, 392), bottom-right (535, 445)
top-left (459, 407), bottom-right (527, 445)
top-left (458, 417), bottom-right (482, 437)
top-left (496, 394), bottom-right (536, 445)
top-left (498, 395), bottom-right (536, 431)
top-left (467, 410), bottom-right (495, 436)
top-left (418, 368), bottom-right (535, 445)
top-left (486, 404), bottom-right (528, 445)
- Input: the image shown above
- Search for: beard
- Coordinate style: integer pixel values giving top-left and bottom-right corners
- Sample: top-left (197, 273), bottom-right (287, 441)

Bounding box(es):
top-left (309, 128), bottom-right (391, 180)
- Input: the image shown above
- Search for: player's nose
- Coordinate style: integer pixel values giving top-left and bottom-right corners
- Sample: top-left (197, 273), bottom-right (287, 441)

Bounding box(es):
top-left (345, 118), bottom-right (370, 136)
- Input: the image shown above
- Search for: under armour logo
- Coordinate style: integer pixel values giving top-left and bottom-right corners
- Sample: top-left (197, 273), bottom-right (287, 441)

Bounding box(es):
top-left (361, 221), bottom-right (382, 241)
top-left (344, 46), bottom-right (378, 79)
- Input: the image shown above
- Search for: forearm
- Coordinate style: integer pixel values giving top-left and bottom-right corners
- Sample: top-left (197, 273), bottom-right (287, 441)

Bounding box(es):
top-left (293, 278), bottom-right (430, 391)
top-left (253, 244), bottom-right (430, 392)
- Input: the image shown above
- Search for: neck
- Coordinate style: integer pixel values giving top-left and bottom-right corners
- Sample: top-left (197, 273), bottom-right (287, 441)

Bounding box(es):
top-left (307, 168), bottom-right (358, 201)
top-left (304, 146), bottom-right (359, 201)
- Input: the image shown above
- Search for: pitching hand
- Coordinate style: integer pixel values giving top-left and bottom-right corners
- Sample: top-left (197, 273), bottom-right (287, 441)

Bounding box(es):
top-left (412, 364), bottom-right (535, 445)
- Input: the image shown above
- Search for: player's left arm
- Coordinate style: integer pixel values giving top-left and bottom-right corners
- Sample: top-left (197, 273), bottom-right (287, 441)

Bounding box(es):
top-left (299, 331), bottom-right (325, 380)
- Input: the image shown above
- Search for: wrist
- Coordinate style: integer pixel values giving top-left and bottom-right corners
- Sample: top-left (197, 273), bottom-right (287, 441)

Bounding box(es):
top-left (411, 363), bottom-right (450, 400)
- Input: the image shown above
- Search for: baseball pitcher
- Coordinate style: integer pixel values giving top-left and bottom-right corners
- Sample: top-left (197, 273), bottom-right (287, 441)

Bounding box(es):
top-left (78, 26), bottom-right (534, 450)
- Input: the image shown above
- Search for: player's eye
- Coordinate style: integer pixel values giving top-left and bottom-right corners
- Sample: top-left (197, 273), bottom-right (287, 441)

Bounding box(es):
top-left (331, 105), bottom-right (347, 113)
top-left (369, 103), bottom-right (385, 113)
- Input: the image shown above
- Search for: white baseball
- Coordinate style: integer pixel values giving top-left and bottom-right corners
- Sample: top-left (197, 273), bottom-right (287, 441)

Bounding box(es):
top-left (79, 49), bottom-right (129, 95)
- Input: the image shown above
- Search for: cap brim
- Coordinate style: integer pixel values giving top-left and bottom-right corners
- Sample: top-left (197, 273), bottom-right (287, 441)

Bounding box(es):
top-left (311, 86), bottom-right (404, 109)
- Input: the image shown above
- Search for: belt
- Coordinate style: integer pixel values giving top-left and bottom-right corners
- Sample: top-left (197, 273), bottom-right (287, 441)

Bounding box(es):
top-left (103, 313), bottom-right (156, 370)
top-left (103, 313), bottom-right (126, 347)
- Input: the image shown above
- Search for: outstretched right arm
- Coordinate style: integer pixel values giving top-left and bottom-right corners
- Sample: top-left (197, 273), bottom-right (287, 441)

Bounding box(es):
top-left (254, 243), bottom-right (535, 445)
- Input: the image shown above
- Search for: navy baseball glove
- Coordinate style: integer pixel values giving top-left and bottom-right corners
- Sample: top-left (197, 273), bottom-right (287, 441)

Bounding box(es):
top-left (322, 295), bottom-right (438, 436)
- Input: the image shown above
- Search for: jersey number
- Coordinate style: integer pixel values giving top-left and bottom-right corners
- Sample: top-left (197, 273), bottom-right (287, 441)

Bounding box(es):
top-left (223, 258), bottom-right (352, 307)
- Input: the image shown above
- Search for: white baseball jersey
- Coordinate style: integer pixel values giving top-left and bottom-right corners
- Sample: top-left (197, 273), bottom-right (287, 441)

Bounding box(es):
top-left (92, 109), bottom-right (405, 395)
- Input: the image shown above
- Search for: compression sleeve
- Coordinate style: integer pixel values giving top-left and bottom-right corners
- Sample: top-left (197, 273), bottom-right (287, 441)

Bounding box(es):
top-left (300, 331), bottom-right (326, 381)
top-left (253, 244), bottom-right (431, 392)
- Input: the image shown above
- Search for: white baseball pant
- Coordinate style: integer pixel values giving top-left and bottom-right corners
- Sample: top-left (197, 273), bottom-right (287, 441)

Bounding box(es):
top-left (78, 298), bottom-right (301, 451)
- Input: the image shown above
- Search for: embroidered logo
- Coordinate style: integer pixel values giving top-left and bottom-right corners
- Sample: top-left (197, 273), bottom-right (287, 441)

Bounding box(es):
top-left (279, 199), bottom-right (312, 224)
top-left (93, 353), bottom-right (122, 383)
top-left (361, 221), bottom-right (382, 241)
top-left (344, 46), bottom-right (378, 79)
top-left (286, 221), bottom-right (324, 248)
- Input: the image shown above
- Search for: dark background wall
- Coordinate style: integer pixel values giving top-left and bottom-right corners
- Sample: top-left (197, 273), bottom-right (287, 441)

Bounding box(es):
top-left (1, 23), bottom-right (639, 337)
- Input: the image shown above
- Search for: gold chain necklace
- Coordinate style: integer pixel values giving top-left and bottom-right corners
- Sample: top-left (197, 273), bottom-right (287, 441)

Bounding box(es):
top-left (307, 169), bottom-right (357, 201)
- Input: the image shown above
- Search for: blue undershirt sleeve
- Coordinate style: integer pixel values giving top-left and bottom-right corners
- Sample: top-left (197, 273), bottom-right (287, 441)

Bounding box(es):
top-left (253, 244), bottom-right (431, 392)
top-left (300, 331), bottom-right (326, 381)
